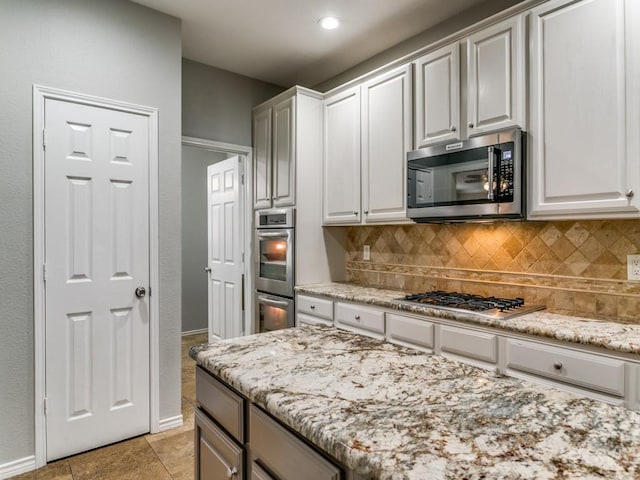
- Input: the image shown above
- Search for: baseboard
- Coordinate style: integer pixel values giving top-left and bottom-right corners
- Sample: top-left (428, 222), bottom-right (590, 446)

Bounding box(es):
top-left (181, 328), bottom-right (207, 337)
top-left (0, 455), bottom-right (36, 480)
top-left (157, 414), bottom-right (184, 433)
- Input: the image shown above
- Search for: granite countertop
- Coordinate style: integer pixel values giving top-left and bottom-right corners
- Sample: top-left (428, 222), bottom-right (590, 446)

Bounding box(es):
top-left (191, 326), bottom-right (640, 479)
top-left (295, 282), bottom-right (640, 356)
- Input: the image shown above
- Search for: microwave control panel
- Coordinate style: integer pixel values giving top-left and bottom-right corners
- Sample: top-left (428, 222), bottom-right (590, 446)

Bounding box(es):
top-left (498, 148), bottom-right (514, 202)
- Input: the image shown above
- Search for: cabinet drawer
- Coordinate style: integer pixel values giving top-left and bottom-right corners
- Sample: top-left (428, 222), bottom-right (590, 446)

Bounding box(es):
top-left (506, 339), bottom-right (625, 397)
top-left (440, 325), bottom-right (497, 364)
top-left (195, 408), bottom-right (244, 480)
top-left (297, 313), bottom-right (333, 327)
top-left (252, 462), bottom-right (276, 480)
top-left (250, 405), bottom-right (341, 480)
top-left (386, 313), bottom-right (434, 350)
top-left (297, 295), bottom-right (333, 320)
top-left (196, 367), bottom-right (244, 442)
top-left (335, 302), bottom-right (385, 335)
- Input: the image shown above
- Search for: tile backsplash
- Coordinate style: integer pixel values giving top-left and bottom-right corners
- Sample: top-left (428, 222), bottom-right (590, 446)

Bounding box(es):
top-left (346, 220), bottom-right (640, 323)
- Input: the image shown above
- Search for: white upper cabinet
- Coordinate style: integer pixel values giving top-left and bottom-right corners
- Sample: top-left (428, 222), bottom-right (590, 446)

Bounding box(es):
top-left (414, 43), bottom-right (460, 148)
top-left (362, 64), bottom-right (413, 223)
top-left (323, 86), bottom-right (362, 224)
top-left (272, 96), bottom-right (296, 208)
top-left (466, 15), bottom-right (525, 135)
top-left (414, 15), bottom-right (525, 149)
top-left (253, 107), bottom-right (272, 209)
top-left (528, 0), bottom-right (640, 219)
top-left (252, 96), bottom-right (296, 209)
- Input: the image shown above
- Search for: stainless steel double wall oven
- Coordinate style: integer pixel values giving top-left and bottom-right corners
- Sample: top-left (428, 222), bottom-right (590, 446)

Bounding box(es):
top-left (254, 208), bottom-right (295, 333)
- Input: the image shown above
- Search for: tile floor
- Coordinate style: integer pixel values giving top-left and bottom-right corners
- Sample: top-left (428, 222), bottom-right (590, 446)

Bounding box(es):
top-left (11, 333), bottom-right (208, 480)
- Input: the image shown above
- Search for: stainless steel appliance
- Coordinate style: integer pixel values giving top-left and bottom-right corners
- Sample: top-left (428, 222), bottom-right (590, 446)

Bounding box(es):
top-left (255, 292), bottom-right (295, 333)
top-left (254, 208), bottom-right (295, 333)
top-left (407, 128), bottom-right (525, 222)
top-left (394, 290), bottom-right (544, 320)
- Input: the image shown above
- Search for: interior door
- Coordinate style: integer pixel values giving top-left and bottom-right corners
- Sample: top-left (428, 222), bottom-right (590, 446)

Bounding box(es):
top-left (207, 156), bottom-right (244, 340)
top-left (44, 99), bottom-right (150, 460)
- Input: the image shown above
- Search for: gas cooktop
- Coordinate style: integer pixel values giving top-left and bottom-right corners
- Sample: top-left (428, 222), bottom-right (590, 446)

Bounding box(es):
top-left (394, 290), bottom-right (545, 320)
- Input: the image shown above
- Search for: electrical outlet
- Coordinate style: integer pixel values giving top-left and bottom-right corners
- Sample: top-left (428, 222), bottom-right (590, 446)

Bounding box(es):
top-left (363, 245), bottom-right (371, 261)
top-left (628, 255), bottom-right (640, 281)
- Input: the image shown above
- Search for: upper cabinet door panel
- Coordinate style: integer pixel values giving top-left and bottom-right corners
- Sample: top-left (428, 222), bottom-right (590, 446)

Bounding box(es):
top-left (529, 0), bottom-right (640, 219)
top-left (361, 64), bottom-right (412, 223)
top-left (253, 107), bottom-right (272, 209)
top-left (414, 43), bottom-right (460, 148)
top-left (466, 15), bottom-right (525, 135)
top-left (272, 96), bottom-right (296, 208)
top-left (323, 86), bottom-right (361, 224)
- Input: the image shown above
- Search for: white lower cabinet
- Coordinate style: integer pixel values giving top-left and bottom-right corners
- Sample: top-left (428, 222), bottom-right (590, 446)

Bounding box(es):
top-left (335, 302), bottom-right (385, 339)
top-left (505, 339), bottom-right (626, 398)
top-left (386, 313), bottom-right (434, 352)
top-left (296, 294), bottom-right (334, 327)
top-left (297, 313), bottom-right (333, 327)
top-left (439, 325), bottom-right (498, 368)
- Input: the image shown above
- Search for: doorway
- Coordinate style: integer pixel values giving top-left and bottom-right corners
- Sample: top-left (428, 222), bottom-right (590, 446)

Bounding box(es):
top-left (180, 137), bottom-right (253, 340)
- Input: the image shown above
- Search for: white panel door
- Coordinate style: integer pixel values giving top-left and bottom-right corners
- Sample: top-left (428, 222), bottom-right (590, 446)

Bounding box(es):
top-left (466, 14), bottom-right (525, 135)
top-left (207, 156), bottom-right (244, 340)
top-left (323, 86), bottom-right (361, 225)
top-left (44, 99), bottom-right (150, 461)
top-left (253, 107), bottom-right (272, 209)
top-left (361, 64), bottom-right (412, 223)
top-left (272, 96), bottom-right (296, 208)
top-left (529, 0), bottom-right (640, 219)
top-left (414, 43), bottom-right (460, 148)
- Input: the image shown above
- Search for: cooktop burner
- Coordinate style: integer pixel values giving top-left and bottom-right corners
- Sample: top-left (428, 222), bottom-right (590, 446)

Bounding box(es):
top-left (394, 290), bottom-right (545, 319)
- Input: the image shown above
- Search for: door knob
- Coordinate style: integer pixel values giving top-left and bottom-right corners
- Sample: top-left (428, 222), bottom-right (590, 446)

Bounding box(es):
top-left (135, 286), bottom-right (146, 298)
top-left (204, 266), bottom-right (212, 273)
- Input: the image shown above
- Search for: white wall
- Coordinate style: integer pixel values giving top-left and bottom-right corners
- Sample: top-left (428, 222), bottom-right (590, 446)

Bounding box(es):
top-left (0, 0), bottom-right (181, 465)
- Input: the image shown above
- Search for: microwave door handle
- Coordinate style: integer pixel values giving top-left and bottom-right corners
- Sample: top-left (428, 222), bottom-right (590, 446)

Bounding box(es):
top-left (257, 295), bottom-right (289, 308)
top-left (487, 146), bottom-right (495, 200)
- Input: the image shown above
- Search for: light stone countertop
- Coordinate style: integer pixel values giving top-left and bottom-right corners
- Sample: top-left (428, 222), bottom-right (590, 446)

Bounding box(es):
top-left (190, 326), bottom-right (640, 480)
top-left (295, 282), bottom-right (640, 356)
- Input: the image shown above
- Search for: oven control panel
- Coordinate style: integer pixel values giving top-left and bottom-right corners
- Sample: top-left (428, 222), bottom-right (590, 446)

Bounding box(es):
top-left (498, 149), bottom-right (514, 202)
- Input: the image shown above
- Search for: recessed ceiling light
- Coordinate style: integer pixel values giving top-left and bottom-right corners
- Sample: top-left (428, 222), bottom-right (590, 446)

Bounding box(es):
top-left (318, 16), bottom-right (340, 30)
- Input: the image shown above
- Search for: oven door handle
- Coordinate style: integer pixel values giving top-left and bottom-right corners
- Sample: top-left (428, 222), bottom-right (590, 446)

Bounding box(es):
top-left (257, 295), bottom-right (290, 307)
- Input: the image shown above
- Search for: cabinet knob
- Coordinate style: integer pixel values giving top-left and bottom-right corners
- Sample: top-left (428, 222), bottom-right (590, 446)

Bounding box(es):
top-left (626, 189), bottom-right (634, 198)
top-left (450, 125), bottom-right (456, 132)
top-left (353, 211), bottom-right (358, 216)
top-left (354, 315), bottom-right (361, 320)
top-left (310, 305), bottom-right (316, 310)
top-left (468, 122), bottom-right (474, 128)
top-left (553, 361), bottom-right (563, 370)
top-left (226, 466), bottom-right (238, 478)
top-left (364, 210), bottom-right (369, 214)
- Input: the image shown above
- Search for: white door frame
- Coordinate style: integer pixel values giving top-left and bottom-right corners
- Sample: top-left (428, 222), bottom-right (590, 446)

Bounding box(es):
top-left (181, 136), bottom-right (253, 337)
top-left (33, 85), bottom-right (160, 468)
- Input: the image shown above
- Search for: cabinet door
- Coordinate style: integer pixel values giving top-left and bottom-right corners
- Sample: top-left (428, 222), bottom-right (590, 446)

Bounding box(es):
top-left (323, 86), bottom-right (361, 224)
top-left (466, 15), bottom-right (525, 135)
top-left (529, 0), bottom-right (640, 219)
top-left (414, 43), bottom-right (460, 148)
top-left (361, 64), bottom-right (412, 223)
top-left (252, 462), bottom-right (276, 480)
top-left (195, 409), bottom-right (243, 480)
top-left (273, 96), bottom-right (296, 208)
top-left (254, 107), bottom-right (273, 209)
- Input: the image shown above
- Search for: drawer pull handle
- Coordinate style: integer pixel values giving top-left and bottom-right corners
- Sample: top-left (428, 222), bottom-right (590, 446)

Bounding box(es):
top-left (227, 466), bottom-right (238, 478)
top-left (354, 315), bottom-right (361, 320)
top-left (553, 361), bottom-right (563, 370)
top-left (310, 305), bottom-right (315, 309)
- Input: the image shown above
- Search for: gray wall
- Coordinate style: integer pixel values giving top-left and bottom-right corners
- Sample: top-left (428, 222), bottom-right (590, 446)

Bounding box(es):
top-left (314, 0), bottom-right (524, 92)
top-left (0, 0), bottom-right (181, 465)
top-left (181, 146), bottom-right (228, 334)
top-left (182, 58), bottom-right (284, 146)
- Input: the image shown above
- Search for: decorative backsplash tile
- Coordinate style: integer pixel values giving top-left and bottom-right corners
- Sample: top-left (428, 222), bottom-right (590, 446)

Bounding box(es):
top-left (345, 220), bottom-right (640, 323)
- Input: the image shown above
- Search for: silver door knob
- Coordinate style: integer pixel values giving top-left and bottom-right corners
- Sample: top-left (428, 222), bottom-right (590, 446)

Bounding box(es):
top-left (468, 122), bottom-right (474, 128)
top-left (135, 286), bottom-right (146, 298)
top-left (204, 266), bottom-right (211, 273)
top-left (553, 361), bottom-right (563, 370)
top-left (626, 189), bottom-right (634, 198)
top-left (354, 315), bottom-right (361, 320)
top-left (450, 125), bottom-right (456, 132)
top-left (226, 466), bottom-right (238, 478)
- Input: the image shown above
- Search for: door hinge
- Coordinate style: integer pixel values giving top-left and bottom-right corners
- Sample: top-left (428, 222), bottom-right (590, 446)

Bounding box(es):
top-left (240, 174), bottom-right (245, 185)
top-left (242, 253), bottom-right (245, 263)
top-left (42, 129), bottom-right (46, 150)
top-left (44, 397), bottom-right (48, 415)
top-left (148, 286), bottom-right (152, 297)
top-left (42, 263), bottom-right (47, 282)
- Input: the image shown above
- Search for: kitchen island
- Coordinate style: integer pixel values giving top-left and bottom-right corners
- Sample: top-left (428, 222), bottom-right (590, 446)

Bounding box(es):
top-left (190, 325), bottom-right (640, 479)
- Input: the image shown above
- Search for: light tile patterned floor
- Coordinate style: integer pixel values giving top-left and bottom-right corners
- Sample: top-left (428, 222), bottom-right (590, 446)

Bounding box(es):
top-left (11, 333), bottom-right (208, 480)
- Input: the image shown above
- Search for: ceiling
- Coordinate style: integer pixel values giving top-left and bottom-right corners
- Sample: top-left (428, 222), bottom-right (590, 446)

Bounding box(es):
top-left (131, 0), bottom-right (490, 87)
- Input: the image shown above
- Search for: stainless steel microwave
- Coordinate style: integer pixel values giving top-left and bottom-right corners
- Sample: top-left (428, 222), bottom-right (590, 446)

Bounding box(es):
top-left (406, 128), bottom-right (525, 222)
